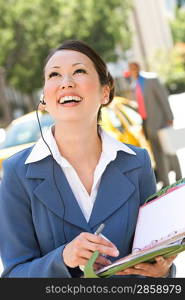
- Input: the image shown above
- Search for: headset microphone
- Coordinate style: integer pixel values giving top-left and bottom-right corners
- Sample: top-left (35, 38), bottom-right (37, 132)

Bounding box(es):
top-left (40, 100), bottom-right (46, 105)
top-left (40, 94), bottom-right (46, 105)
top-left (36, 101), bottom-right (67, 243)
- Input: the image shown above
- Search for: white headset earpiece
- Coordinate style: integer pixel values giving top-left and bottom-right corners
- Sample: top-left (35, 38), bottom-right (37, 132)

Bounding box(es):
top-left (40, 94), bottom-right (46, 105)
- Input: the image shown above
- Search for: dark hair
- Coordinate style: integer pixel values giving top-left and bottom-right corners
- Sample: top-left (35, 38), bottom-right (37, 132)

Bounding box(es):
top-left (44, 40), bottom-right (115, 123)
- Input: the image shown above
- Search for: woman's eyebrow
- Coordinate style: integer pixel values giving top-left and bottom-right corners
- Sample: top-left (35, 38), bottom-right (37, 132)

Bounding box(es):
top-left (52, 66), bottom-right (60, 69)
top-left (50, 63), bottom-right (86, 69)
top-left (72, 62), bottom-right (85, 67)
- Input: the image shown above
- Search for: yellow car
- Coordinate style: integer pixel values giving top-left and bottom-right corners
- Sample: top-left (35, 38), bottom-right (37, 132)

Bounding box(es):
top-left (100, 97), bottom-right (154, 166)
top-left (0, 111), bottom-right (54, 174)
top-left (0, 97), bottom-right (154, 176)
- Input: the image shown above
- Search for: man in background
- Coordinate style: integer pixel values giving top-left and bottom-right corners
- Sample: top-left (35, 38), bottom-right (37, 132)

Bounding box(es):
top-left (128, 62), bottom-right (182, 187)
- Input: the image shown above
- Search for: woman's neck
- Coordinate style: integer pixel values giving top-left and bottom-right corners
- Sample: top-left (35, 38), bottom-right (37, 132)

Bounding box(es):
top-left (53, 123), bottom-right (102, 165)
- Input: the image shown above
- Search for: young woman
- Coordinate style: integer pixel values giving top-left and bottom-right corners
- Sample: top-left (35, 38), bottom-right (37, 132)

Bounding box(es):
top-left (0, 40), bottom-right (176, 277)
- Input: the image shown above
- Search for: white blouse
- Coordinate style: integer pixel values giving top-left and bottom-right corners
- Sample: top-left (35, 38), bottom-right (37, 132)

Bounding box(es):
top-left (25, 127), bottom-right (135, 222)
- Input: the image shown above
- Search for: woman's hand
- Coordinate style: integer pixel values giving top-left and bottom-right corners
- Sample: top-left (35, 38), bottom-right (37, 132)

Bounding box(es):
top-left (167, 120), bottom-right (173, 127)
top-left (63, 232), bottom-right (119, 268)
top-left (115, 255), bottom-right (177, 277)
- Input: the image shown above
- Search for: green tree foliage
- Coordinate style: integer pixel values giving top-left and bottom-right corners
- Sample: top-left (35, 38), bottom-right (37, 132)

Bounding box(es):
top-left (0, 0), bottom-right (132, 94)
top-left (170, 6), bottom-right (185, 43)
top-left (168, 5), bottom-right (185, 93)
top-left (176, 0), bottom-right (185, 8)
top-left (149, 47), bottom-right (185, 94)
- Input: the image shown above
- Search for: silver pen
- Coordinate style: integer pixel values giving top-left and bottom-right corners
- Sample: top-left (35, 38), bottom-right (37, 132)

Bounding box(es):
top-left (79, 223), bottom-right (105, 271)
top-left (94, 223), bottom-right (105, 235)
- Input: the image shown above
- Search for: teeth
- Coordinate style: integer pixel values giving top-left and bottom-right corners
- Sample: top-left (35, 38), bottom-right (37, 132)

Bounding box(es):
top-left (59, 96), bottom-right (82, 104)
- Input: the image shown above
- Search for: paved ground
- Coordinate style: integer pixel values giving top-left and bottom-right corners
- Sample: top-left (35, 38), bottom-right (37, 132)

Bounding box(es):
top-left (174, 252), bottom-right (185, 277)
top-left (0, 93), bottom-right (185, 277)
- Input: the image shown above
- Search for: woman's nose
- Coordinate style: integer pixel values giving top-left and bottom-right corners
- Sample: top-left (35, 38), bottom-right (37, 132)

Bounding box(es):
top-left (59, 76), bottom-right (75, 89)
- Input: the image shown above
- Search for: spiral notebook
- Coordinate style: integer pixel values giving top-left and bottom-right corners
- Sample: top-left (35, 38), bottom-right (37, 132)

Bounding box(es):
top-left (84, 179), bottom-right (185, 278)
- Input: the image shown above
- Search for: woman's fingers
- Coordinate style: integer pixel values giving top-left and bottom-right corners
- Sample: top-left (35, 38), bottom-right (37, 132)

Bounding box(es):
top-left (93, 255), bottom-right (112, 271)
top-left (63, 232), bottom-right (118, 268)
top-left (77, 232), bottom-right (119, 257)
top-left (95, 255), bottom-right (112, 266)
top-left (82, 239), bottom-right (119, 257)
top-left (160, 255), bottom-right (177, 266)
top-left (82, 232), bottom-right (118, 250)
top-left (116, 255), bottom-right (177, 277)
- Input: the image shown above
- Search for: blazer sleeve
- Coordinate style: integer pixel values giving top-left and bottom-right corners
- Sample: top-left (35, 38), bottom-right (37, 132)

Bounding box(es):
top-left (152, 78), bottom-right (174, 122)
top-left (138, 149), bottom-right (156, 205)
top-left (0, 159), bottom-right (72, 278)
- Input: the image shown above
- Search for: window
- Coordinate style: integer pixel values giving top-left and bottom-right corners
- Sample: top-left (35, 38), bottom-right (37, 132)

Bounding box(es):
top-left (0, 114), bottom-right (54, 149)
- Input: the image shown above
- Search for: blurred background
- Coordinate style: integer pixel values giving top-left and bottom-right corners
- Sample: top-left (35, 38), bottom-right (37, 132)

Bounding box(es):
top-left (1, 0), bottom-right (185, 124)
top-left (0, 0), bottom-right (185, 277)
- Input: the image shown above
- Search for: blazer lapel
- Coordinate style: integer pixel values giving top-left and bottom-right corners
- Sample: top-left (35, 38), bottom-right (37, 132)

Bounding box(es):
top-left (88, 151), bottom-right (141, 228)
top-left (26, 157), bottom-right (91, 232)
top-left (26, 151), bottom-right (141, 231)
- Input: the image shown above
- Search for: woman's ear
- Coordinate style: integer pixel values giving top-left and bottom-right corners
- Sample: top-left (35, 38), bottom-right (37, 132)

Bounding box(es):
top-left (38, 103), bottom-right (46, 111)
top-left (102, 85), bottom-right (110, 104)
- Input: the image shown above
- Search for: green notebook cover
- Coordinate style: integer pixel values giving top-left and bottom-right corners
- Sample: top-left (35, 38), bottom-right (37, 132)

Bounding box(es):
top-left (83, 178), bottom-right (185, 278)
top-left (84, 241), bottom-right (185, 278)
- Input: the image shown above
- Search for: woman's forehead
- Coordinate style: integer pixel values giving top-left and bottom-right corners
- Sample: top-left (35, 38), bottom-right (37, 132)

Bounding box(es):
top-left (45, 50), bottom-right (94, 71)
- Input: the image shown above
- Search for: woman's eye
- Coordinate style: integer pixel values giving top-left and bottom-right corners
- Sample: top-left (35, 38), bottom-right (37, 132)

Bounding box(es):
top-left (49, 72), bottom-right (60, 78)
top-left (74, 69), bottom-right (87, 75)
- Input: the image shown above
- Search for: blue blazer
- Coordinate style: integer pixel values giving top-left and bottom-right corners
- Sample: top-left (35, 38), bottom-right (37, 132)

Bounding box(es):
top-left (0, 145), bottom-right (156, 277)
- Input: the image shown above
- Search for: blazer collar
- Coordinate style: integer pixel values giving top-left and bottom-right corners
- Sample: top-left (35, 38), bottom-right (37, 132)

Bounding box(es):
top-left (26, 152), bottom-right (141, 231)
top-left (88, 151), bottom-right (140, 227)
top-left (26, 156), bottom-right (91, 232)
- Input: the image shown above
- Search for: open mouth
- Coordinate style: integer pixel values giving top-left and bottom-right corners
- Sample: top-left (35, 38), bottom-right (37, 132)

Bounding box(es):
top-left (58, 96), bottom-right (82, 104)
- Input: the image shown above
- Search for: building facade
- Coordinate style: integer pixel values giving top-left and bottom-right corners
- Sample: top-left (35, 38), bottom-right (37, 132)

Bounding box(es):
top-left (129, 0), bottom-right (174, 70)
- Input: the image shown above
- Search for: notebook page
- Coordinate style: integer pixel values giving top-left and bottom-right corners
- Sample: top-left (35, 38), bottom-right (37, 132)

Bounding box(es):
top-left (132, 185), bottom-right (185, 252)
